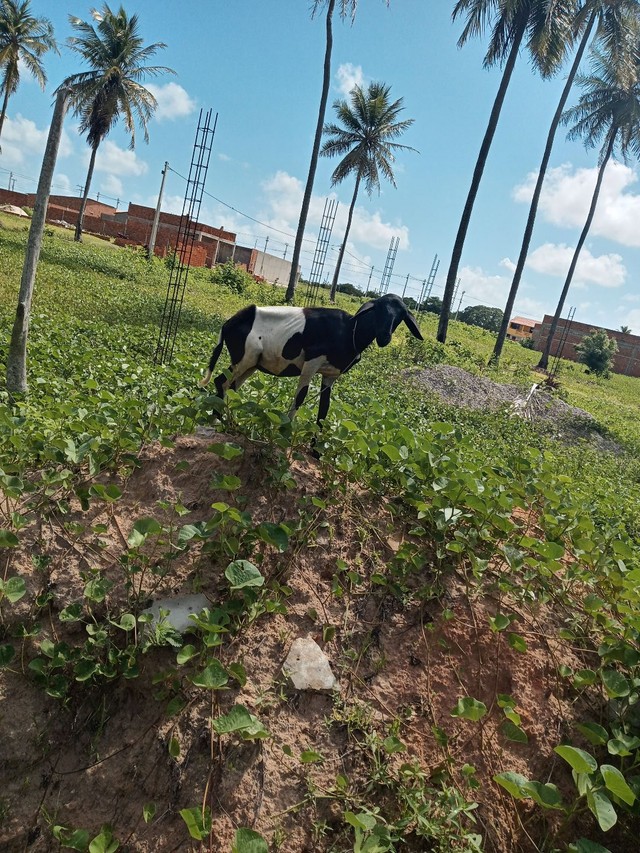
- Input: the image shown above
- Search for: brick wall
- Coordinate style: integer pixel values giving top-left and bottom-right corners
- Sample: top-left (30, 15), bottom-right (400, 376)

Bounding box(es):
top-left (533, 315), bottom-right (640, 377)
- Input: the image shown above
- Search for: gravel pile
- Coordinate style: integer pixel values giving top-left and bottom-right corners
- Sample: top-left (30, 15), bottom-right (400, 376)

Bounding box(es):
top-left (405, 365), bottom-right (621, 453)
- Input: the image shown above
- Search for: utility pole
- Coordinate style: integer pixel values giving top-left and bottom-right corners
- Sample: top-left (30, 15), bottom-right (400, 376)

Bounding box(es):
top-left (260, 236), bottom-right (269, 276)
top-left (283, 243), bottom-right (288, 259)
top-left (455, 290), bottom-right (465, 321)
top-left (148, 161), bottom-right (168, 260)
top-left (402, 273), bottom-right (410, 298)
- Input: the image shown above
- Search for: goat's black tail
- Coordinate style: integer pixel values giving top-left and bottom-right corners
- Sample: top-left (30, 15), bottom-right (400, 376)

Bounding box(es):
top-left (200, 332), bottom-right (225, 387)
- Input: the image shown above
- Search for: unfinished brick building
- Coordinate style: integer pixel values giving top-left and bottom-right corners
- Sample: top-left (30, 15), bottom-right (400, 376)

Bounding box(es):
top-left (533, 315), bottom-right (640, 378)
top-left (0, 190), bottom-right (297, 283)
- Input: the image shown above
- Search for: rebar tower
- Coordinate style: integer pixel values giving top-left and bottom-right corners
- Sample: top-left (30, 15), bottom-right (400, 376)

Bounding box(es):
top-left (305, 197), bottom-right (338, 306)
top-left (418, 254), bottom-right (439, 310)
top-left (549, 306), bottom-right (576, 381)
top-left (155, 109), bottom-right (217, 365)
top-left (379, 236), bottom-right (399, 296)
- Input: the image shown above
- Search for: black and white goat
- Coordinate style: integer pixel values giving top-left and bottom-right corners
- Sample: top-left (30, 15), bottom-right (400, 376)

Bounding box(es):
top-left (200, 293), bottom-right (423, 426)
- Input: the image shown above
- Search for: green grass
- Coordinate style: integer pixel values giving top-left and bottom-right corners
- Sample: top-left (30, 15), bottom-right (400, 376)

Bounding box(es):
top-left (2, 217), bottom-right (640, 852)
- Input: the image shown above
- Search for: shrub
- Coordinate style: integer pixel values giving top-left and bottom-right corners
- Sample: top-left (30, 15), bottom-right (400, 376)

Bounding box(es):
top-left (575, 328), bottom-right (618, 378)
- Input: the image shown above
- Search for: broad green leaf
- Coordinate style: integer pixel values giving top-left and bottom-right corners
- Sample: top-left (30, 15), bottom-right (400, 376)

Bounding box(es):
top-left (451, 697), bottom-right (487, 722)
top-left (169, 737), bottom-right (180, 758)
top-left (521, 780), bottom-right (564, 810)
top-left (344, 811), bottom-right (378, 831)
top-left (232, 828), bottom-right (268, 853)
top-left (142, 803), bottom-right (156, 824)
top-left (586, 788), bottom-right (617, 832)
top-left (212, 704), bottom-right (269, 739)
top-left (500, 720), bottom-right (528, 743)
top-left (0, 643), bottom-right (16, 667)
top-left (577, 722), bottom-right (609, 746)
top-left (600, 764), bottom-right (636, 806)
top-left (207, 442), bottom-right (244, 460)
top-left (300, 750), bottom-right (324, 764)
top-left (176, 644), bottom-right (198, 665)
top-left (507, 632), bottom-right (527, 653)
top-left (493, 772), bottom-right (529, 799)
top-left (1, 575), bottom-right (26, 603)
top-left (225, 560), bottom-right (264, 590)
top-left (89, 826), bottom-right (119, 853)
top-left (127, 518), bottom-right (163, 548)
top-left (568, 839), bottom-right (613, 853)
top-left (554, 745), bottom-right (597, 774)
top-left (489, 613), bottom-right (511, 632)
top-left (179, 806), bottom-right (211, 840)
top-left (0, 529), bottom-right (19, 548)
top-left (191, 659), bottom-right (228, 689)
top-left (601, 669), bottom-right (630, 698)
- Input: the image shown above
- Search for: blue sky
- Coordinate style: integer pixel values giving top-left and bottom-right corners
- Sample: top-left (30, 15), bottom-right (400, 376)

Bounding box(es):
top-left (2, 0), bottom-right (640, 332)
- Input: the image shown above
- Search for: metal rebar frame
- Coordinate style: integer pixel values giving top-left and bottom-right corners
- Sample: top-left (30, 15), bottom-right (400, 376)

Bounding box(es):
top-left (418, 254), bottom-right (439, 311)
top-left (155, 109), bottom-right (217, 365)
top-left (549, 306), bottom-right (576, 381)
top-left (305, 197), bottom-right (338, 306)
top-left (378, 236), bottom-right (399, 296)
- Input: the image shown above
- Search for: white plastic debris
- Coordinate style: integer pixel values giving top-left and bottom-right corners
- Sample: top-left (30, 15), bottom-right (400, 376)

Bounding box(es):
top-left (283, 637), bottom-right (340, 692)
top-left (142, 593), bottom-right (209, 634)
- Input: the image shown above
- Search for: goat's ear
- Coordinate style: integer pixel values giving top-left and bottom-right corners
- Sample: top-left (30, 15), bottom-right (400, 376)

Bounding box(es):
top-left (356, 300), bottom-right (375, 315)
top-left (404, 313), bottom-right (423, 340)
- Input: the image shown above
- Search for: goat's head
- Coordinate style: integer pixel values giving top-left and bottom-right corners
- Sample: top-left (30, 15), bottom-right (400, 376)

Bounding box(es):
top-left (355, 294), bottom-right (424, 347)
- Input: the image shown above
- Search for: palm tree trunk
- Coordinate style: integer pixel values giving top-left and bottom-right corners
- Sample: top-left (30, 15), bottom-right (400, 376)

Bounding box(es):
top-left (0, 84), bottom-right (11, 148)
top-left (74, 142), bottom-right (99, 243)
top-left (490, 12), bottom-right (596, 366)
top-left (6, 89), bottom-right (69, 394)
top-left (285, 0), bottom-right (335, 302)
top-left (537, 133), bottom-right (615, 371)
top-left (437, 18), bottom-right (527, 344)
top-left (330, 173), bottom-right (361, 302)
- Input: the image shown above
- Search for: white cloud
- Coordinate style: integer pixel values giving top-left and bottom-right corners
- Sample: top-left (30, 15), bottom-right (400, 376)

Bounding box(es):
top-left (335, 63), bottom-right (365, 96)
top-left (454, 265), bottom-right (546, 320)
top-left (100, 173), bottom-right (123, 198)
top-left (258, 170), bottom-right (409, 254)
top-left (93, 140), bottom-right (148, 177)
top-left (513, 160), bottom-right (640, 247)
top-left (621, 309), bottom-right (640, 332)
top-left (147, 82), bottom-right (196, 121)
top-left (1, 113), bottom-right (74, 168)
top-left (526, 242), bottom-right (626, 287)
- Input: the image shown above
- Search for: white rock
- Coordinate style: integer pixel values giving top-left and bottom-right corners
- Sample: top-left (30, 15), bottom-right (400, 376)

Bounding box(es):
top-left (283, 637), bottom-right (340, 692)
top-left (142, 593), bottom-right (209, 634)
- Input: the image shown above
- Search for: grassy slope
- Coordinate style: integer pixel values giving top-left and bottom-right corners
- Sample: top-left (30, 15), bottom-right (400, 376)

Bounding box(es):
top-left (2, 217), bottom-right (640, 852)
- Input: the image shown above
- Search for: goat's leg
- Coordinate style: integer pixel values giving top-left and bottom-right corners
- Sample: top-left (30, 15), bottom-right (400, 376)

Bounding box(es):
top-left (310, 377), bottom-right (336, 458)
top-left (288, 360), bottom-right (324, 419)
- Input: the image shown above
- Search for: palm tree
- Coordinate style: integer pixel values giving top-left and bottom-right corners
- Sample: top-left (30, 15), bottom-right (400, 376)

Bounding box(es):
top-left (491, 0), bottom-right (640, 365)
top-left (437, 0), bottom-right (575, 344)
top-left (0, 0), bottom-right (57, 147)
top-left (537, 45), bottom-right (640, 369)
top-left (60, 4), bottom-right (173, 242)
top-left (285, 0), bottom-right (362, 303)
top-left (620, 324), bottom-right (632, 332)
top-left (320, 82), bottom-right (415, 302)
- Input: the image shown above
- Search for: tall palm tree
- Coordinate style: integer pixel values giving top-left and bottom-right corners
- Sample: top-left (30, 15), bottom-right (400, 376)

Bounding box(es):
top-left (320, 81), bottom-right (415, 302)
top-left (491, 0), bottom-right (640, 365)
top-left (537, 44), bottom-right (640, 369)
top-left (437, 0), bottom-right (575, 344)
top-left (285, 0), bottom-right (362, 303)
top-left (0, 0), bottom-right (57, 146)
top-left (60, 4), bottom-right (173, 242)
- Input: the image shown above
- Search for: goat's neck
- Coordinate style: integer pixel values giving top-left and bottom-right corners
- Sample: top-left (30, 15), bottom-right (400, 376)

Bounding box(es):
top-left (351, 314), bottom-right (377, 354)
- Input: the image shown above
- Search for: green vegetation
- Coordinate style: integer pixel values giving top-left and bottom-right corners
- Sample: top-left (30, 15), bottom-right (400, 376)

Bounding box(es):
top-left (1, 218), bottom-right (640, 851)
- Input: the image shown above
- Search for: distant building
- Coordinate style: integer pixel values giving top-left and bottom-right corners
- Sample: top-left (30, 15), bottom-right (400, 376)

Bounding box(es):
top-left (533, 315), bottom-right (640, 378)
top-left (506, 316), bottom-right (539, 342)
top-left (0, 189), bottom-right (298, 284)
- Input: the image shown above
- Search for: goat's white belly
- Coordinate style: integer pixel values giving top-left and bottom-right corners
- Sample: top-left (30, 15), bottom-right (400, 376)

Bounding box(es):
top-left (247, 307), bottom-right (306, 374)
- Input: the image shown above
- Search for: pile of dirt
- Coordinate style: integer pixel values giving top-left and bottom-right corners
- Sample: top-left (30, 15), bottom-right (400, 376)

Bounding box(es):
top-left (0, 429), bottom-right (622, 852)
top-left (405, 364), bottom-right (622, 452)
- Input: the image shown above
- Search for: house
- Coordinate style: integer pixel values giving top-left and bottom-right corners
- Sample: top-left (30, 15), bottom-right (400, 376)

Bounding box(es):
top-left (506, 316), bottom-right (539, 342)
